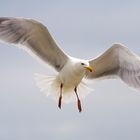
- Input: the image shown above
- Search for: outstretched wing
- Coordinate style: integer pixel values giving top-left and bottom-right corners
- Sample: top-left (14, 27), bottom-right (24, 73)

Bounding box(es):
top-left (0, 17), bottom-right (68, 71)
top-left (86, 43), bottom-right (140, 90)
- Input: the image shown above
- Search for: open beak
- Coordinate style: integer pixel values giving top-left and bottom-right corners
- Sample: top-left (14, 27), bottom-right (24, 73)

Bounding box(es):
top-left (84, 66), bottom-right (93, 72)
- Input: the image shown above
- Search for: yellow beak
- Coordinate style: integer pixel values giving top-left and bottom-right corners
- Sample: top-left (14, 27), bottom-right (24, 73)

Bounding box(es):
top-left (84, 66), bottom-right (93, 72)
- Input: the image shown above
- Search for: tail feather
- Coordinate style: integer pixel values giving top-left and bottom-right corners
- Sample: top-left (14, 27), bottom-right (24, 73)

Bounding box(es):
top-left (34, 73), bottom-right (93, 103)
top-left (34, 73), bottom-right (57, 96)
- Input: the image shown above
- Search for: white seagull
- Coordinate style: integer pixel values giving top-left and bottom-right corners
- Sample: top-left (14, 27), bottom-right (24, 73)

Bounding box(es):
top-left (0, 17), bottom-right (140, 112)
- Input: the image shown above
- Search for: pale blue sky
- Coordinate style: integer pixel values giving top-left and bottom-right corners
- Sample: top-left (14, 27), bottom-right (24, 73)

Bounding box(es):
top-left (0, 1), bottom-right (140, 140)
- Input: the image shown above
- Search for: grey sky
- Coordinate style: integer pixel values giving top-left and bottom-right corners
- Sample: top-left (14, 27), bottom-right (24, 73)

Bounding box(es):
top-left (0, 0), bottom-right (140, 140)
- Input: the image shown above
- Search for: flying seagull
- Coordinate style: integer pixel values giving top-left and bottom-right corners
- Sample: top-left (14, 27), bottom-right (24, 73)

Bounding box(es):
top-left (0, 17), bottom-right (140, 112)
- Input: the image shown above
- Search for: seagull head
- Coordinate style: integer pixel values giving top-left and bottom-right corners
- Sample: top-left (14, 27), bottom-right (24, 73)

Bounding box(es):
top-left (76, 60), bottom-right (93, 73)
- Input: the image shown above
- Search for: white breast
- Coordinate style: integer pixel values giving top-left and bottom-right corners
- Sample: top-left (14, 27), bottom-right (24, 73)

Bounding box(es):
top-left (58, 58), bottom-right (85, 87)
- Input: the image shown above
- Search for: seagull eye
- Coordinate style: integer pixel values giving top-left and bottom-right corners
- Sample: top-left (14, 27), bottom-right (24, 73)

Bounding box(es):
top-left (81, 63), bottom-right (85, 65)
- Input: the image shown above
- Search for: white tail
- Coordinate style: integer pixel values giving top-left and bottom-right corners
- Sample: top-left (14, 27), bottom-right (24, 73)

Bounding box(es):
top-left (34, 73), bottom-right (93, 103)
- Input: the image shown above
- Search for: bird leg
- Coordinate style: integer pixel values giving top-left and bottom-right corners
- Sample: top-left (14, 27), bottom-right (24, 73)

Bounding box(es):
top-left (74, 87), bottom-right (82, 112)
top-left (58, 83), bottom-right (63, 109)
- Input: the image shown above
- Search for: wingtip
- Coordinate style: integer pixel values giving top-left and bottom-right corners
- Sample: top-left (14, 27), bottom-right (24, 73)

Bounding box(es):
top-left (0, 17), bottom-right (10, 24)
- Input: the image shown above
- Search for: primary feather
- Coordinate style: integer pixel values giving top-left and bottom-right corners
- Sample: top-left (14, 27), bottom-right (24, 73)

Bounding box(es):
top-left (86, 43), bottom-right (140, 90)
top-left (0, 17), bottom-right (68, 71)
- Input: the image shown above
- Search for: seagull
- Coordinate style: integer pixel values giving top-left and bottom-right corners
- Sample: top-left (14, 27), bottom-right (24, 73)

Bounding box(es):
top-left (0, 17), bottom-right (140, 112)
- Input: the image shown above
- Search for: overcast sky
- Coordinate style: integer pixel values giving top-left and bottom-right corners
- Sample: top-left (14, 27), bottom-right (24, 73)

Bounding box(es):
top-left (0, 0), bottom-right (140, 140)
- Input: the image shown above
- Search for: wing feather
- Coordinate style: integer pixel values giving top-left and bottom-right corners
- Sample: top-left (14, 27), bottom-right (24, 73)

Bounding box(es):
top-left (86, 43), bottom-right (140, 90)
top-left (0, 17), bottom-right (68, 71)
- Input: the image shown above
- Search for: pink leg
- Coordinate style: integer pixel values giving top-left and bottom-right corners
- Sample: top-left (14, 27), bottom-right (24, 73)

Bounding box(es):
top-left (74, 87), bottom-right (82, 112)
top-left (58, 83), bottom-right (63, 109)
